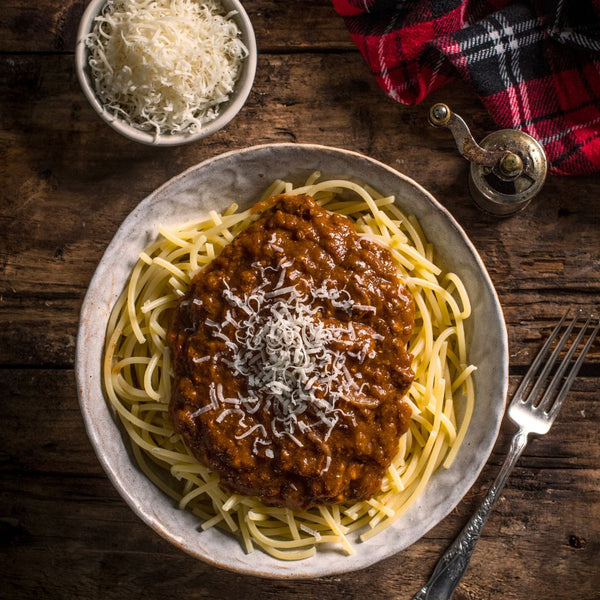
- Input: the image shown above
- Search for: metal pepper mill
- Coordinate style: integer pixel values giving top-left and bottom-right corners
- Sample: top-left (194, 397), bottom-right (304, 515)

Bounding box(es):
top-left (428, 103), bottom-right (547, 216)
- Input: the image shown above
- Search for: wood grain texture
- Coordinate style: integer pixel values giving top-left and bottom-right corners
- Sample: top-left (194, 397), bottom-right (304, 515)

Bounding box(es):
top-left (2, 371), bottom-right (598, 599)
top-left (2, 53), bottom-right (599, 367)
top-left (1, 1), bottom-right (599, 598)
top-left (0, 0), bottom-right (354, 54)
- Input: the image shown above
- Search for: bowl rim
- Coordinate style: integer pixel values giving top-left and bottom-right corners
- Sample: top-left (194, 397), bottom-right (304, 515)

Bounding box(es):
top-left (74, 0), bottom-right (258, 146)
top-left (75, 142), bottom-right (509, 578)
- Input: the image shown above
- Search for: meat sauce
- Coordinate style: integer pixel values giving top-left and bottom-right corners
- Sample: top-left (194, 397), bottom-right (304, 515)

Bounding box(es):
top-left (167, 194), bottom-right (414, 510)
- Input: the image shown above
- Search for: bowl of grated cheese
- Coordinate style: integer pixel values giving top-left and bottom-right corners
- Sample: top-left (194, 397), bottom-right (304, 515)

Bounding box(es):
top-left (75, 0), bottom-right (257, 145)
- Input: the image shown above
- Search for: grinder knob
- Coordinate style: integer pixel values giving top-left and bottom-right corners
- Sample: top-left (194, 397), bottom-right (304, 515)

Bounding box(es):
top-left (429, 103), bottom-right (547, 216)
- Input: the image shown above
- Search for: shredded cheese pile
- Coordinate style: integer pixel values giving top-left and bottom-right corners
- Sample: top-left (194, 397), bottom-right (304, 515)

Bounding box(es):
top-left (85, 0), bottom-right (248, 136)
top-left (194, 259), bottom-right (380, 448)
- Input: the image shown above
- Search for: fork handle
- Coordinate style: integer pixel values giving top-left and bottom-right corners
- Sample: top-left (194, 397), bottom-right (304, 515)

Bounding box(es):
top-left (412, 428), bottom-right (529, 600)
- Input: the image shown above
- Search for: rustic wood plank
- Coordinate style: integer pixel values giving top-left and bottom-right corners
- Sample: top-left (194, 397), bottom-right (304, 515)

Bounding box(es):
top-left (2, 53), bottom-right (599, 367)
top-left (0, 0), bottom-right (354, 54)
top-left (3, 461), bottom-right (599, 599)
top-left (1, 370), bottom-right (598, 598)
top-left (0, 1), bottom-right (85, 53)
top-left (2, 370), bottom-right (598, 476)
top-left (0, 369), bottom-right (101, 474)
top-left (3, 459), bottom-right (598, 599)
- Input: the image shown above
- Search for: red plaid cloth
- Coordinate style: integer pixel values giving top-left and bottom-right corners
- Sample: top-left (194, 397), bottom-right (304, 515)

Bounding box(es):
top-left (332, 0), bottom-right (600, 175)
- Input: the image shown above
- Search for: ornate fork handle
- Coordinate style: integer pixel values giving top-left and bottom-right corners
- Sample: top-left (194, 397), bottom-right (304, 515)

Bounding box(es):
top-left (412, 429), bottom-right (529, 600)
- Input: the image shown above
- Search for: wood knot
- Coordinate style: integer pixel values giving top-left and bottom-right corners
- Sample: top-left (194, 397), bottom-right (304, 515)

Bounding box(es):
top-left (568, 534), bottom-right (587, 549)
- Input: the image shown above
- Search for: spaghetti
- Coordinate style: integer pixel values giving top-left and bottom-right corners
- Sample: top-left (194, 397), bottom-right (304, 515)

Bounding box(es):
top-left (103, 174), bottom-right (476, 559)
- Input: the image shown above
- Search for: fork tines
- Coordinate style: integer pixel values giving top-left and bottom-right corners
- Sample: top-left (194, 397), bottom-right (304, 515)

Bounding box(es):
top-left (513, 311), bottom-right (599, 416)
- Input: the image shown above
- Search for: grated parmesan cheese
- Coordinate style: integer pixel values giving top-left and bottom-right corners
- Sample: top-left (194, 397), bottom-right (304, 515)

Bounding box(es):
top-left (85, 0), bottom-right (248, 136)
top-left (204, 260), bottom-right (378, 449)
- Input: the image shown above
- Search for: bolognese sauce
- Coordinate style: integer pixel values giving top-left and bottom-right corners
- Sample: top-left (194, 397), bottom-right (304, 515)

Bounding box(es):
top-left (167, 194), bottom-right (414, 510)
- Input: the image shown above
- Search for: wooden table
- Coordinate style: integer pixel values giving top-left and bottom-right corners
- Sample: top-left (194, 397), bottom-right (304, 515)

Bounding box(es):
top-left (2, 2), bottom-right (599, 598)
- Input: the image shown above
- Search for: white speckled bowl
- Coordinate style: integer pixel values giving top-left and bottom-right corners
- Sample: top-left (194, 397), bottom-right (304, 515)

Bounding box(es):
top-left (75, 0), bottom-right (257, 146)
top-left (76, 144), bottom-right (508, 578)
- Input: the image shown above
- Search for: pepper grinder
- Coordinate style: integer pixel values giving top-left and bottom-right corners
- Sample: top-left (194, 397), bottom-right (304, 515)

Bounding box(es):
top-left (428, 103), bottom-right (547, 216)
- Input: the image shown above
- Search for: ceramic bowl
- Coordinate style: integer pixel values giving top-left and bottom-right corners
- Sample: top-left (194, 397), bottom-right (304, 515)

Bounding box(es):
top-left (75, 0), bottom-right (257, 146)
top-left (76, 143), bottom-right (508, 578)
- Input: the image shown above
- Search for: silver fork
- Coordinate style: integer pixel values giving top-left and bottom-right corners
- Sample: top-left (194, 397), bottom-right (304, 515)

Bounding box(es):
top-left (413, 311), bottom-right (599, 600)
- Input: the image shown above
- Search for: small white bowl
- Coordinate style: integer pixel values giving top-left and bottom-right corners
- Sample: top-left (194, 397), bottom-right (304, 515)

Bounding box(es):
top-left (75, 0), bottom-right (257, 146)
